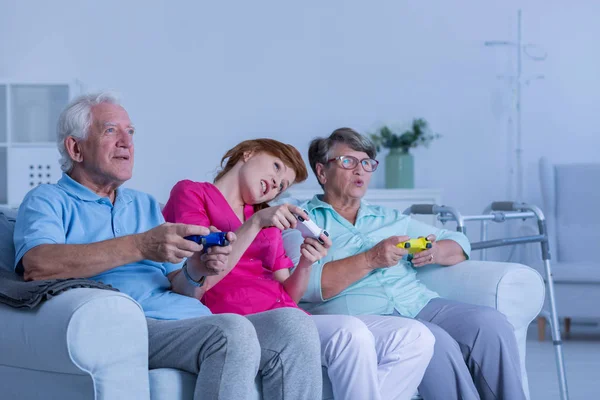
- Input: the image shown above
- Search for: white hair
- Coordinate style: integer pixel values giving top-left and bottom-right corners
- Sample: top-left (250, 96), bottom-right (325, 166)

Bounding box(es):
top-left (57, 91), bottom-right (121, 172)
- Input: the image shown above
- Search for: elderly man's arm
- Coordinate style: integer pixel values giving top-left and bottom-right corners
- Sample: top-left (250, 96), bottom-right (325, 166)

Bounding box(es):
top-left (21, 223), bottom-right (209, 281)
top-left (23, 237), bottom-right (144, 281)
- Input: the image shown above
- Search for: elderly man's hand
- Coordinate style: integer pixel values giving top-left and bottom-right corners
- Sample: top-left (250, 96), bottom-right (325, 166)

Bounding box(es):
top-left (365, 235), bottom-right (410, 269)
top-left (189, 229), bottom-right (236, 276)
top-left (136, 223), bottom-right (210, 264)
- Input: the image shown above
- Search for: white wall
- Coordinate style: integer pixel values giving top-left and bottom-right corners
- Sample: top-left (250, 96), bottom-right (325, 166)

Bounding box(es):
top-left (1, 0), bottom-right (599, 220)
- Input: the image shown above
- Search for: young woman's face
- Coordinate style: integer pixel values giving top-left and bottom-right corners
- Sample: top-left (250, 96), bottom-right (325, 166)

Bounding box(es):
top-left (239, 151), bottom-right (297, 204)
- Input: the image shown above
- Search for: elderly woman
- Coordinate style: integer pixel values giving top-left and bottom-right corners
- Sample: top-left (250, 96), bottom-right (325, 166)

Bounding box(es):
top-left (290, 128), bottom-right (526, 400)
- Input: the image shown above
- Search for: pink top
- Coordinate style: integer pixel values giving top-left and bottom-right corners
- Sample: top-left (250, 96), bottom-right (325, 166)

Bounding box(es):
top-left (162, 180), bottom-right (300, 315)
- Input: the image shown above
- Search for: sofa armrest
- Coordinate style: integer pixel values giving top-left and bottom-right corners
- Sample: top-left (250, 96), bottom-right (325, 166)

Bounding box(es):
top-left (415, 260), bottom-right (545, 330)
top-left (0, 288), bottom-right (150, 399)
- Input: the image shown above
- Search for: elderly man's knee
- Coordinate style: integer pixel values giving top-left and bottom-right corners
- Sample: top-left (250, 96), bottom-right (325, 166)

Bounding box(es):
top-left (209, 314), bottom-right (261, 355)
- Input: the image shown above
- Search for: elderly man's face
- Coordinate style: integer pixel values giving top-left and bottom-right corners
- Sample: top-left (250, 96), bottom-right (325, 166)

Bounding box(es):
top-left (78, 103), bottom-right (135, 185)
top-left (319, 143), bottom-right (373, 200)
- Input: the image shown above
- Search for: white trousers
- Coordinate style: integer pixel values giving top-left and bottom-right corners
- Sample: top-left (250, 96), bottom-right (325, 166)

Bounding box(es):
top-left (312, 314), bottom-right (434, 400)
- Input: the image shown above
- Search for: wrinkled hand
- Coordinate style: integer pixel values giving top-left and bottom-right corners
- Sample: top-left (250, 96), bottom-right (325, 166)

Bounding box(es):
top-left (410, 235), bottom-right (437, 268)
top-left (189, 228), bottom-right (237, 276)
top-left (297, 234), bottom-right (332, 268)
top-left (252, 203), bottom-right (308, 230)
top-left (136, 223), bottom-right (209, 264)
top-left (365, 235), bottom-right (410, 269)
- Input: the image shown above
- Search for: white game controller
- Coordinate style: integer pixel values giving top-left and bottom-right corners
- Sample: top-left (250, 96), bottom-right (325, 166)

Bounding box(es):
top-left (294, 213), bottom-right (329, 243)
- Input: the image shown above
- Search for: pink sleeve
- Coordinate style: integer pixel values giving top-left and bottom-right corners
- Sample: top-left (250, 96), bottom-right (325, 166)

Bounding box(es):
top-left (271, 231), bottom-right (295, 272)
top-left (162, 180), bottom-right (211, 227)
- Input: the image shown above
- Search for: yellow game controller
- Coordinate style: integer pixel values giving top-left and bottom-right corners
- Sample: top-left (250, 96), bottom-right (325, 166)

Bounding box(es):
top-left (397, 237), bottom-right (432, 254)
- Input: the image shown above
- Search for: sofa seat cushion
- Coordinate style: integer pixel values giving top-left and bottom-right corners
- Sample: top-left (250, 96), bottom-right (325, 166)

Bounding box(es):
top-left (149, 369), bottom-right (195, 400)
top-left (149, 368), bottom-right (262, 400)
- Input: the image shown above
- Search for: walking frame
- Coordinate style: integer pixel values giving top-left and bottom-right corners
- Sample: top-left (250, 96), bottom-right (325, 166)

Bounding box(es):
top-left (403, 201), bottom-right (569, 400)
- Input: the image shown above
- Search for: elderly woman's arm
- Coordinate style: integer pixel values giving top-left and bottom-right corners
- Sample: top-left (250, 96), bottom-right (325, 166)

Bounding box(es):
top-left (319, 218), bottom-right (470, 299)
top-left (404, 215), bottom-right (471, 267)
top-left (320, 235), bottom-right (409, 299)
top-left (411, 238), bottom-right (467, 267)
top-left (320, 253), bottom-right (373, 299)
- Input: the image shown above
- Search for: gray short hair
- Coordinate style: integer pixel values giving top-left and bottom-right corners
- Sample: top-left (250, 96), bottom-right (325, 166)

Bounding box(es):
top-left (308, 127), bottom-right (377, 188)
top-left (57, 92), bottom-right (121, 172)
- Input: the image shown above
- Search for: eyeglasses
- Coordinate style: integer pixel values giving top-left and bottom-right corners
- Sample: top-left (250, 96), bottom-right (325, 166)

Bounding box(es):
top-left (326, 155), bottom-right (379, 172)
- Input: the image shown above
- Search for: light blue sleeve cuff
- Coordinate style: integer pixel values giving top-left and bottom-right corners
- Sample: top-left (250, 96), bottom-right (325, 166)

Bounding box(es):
top-left (164, 260), bottom-right (185, 275)
top-left (14, 238), bottom-right (58, 271)
top-left (436, 230), bottom-right (472, 259)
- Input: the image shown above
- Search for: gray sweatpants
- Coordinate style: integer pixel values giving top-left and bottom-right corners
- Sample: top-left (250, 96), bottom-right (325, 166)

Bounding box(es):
top-left (413, 298), bottom-right (526, 400)
top-left (147, 308), bottom-right (322, 400)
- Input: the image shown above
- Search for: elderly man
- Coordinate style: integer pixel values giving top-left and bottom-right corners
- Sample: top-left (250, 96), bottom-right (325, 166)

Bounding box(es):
top-left (13, 92), bottom-right (322, 400)
top-left (282, 128), bottom-right (526, 400)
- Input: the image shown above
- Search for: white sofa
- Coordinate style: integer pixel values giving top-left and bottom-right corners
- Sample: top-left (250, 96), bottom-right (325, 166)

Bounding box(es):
top-left (0, 206), bottom-right (545, 399)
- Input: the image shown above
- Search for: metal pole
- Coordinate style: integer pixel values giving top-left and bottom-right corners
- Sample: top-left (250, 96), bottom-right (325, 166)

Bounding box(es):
top-left (543, 258), bottom-right (569, 400)
top-left (516, 9), bottom-right (523, 202)
top-left (480, 205), bottom-right (492, 261)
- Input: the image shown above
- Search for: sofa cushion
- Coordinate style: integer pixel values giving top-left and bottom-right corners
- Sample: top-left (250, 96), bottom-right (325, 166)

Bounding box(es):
top-left (0, 211), bottom-right (16, 272)
top-left (148, 367), bottom-right (338, 400)
top-left (149, 368), bottom-right (262, 400)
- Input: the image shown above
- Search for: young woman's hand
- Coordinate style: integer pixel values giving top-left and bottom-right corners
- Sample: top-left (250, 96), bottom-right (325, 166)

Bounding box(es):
top-left (251, 204), bottom-right (308, 230)
top-left (297, 234), bottom-right (332, 269)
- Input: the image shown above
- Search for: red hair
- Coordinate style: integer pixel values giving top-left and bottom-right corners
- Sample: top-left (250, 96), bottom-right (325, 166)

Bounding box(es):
top-left (214, 139), bottom-right (308, 210)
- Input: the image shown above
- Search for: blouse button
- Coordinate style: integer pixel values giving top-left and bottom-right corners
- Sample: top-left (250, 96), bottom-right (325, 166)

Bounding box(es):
top-left (276, 298), bottom-right (281, 303)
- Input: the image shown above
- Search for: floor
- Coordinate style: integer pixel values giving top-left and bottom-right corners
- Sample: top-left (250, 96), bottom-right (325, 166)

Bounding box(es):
top-left (526, 321), bottom-right (600, 400)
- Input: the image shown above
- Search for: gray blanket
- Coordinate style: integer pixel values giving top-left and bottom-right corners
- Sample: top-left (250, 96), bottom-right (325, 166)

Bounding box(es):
top-left (0, 269), bottom-right (118, 309)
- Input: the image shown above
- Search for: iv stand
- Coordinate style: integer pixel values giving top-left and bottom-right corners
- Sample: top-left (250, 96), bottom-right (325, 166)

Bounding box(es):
top-left (484, 9), bottom-right (546, 202)
top-left (484, 11), bottom-right (566, 400)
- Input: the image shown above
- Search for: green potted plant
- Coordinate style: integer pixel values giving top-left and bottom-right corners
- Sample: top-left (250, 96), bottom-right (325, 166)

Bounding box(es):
top-left (369, 118), bottom-right (440, 189)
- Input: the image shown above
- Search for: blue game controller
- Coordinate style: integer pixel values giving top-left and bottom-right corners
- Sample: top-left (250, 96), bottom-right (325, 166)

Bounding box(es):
top-left (185, 232), bottom-right (230, 248)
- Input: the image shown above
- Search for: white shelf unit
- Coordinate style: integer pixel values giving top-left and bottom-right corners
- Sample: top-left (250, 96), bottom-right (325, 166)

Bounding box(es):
top-left (0, 82), bottom-right (72, 207)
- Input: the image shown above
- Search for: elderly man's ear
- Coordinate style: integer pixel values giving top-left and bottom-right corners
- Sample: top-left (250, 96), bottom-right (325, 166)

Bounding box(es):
top-left (65, 136), bottom-right (84, 163)
top-left (316, 163), bottom-right (327, 186)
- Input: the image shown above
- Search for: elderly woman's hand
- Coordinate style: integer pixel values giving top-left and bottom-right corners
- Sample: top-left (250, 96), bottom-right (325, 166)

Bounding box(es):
top-left (410, 235), bottom-right (438, 267)
top-left (297, 234), bottom-right (332, 269)
top-left (365, 235), bottom-right (410, 269)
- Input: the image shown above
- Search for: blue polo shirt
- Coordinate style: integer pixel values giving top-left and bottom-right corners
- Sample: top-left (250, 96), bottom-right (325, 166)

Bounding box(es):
top-left (13, 173), bottom-right (211, 320)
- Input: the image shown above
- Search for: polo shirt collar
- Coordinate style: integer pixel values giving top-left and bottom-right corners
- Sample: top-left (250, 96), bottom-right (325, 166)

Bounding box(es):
top-left (306, 194), bottom-right (385, 218)
top-left (58, 173), bottom-right (132, 205)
